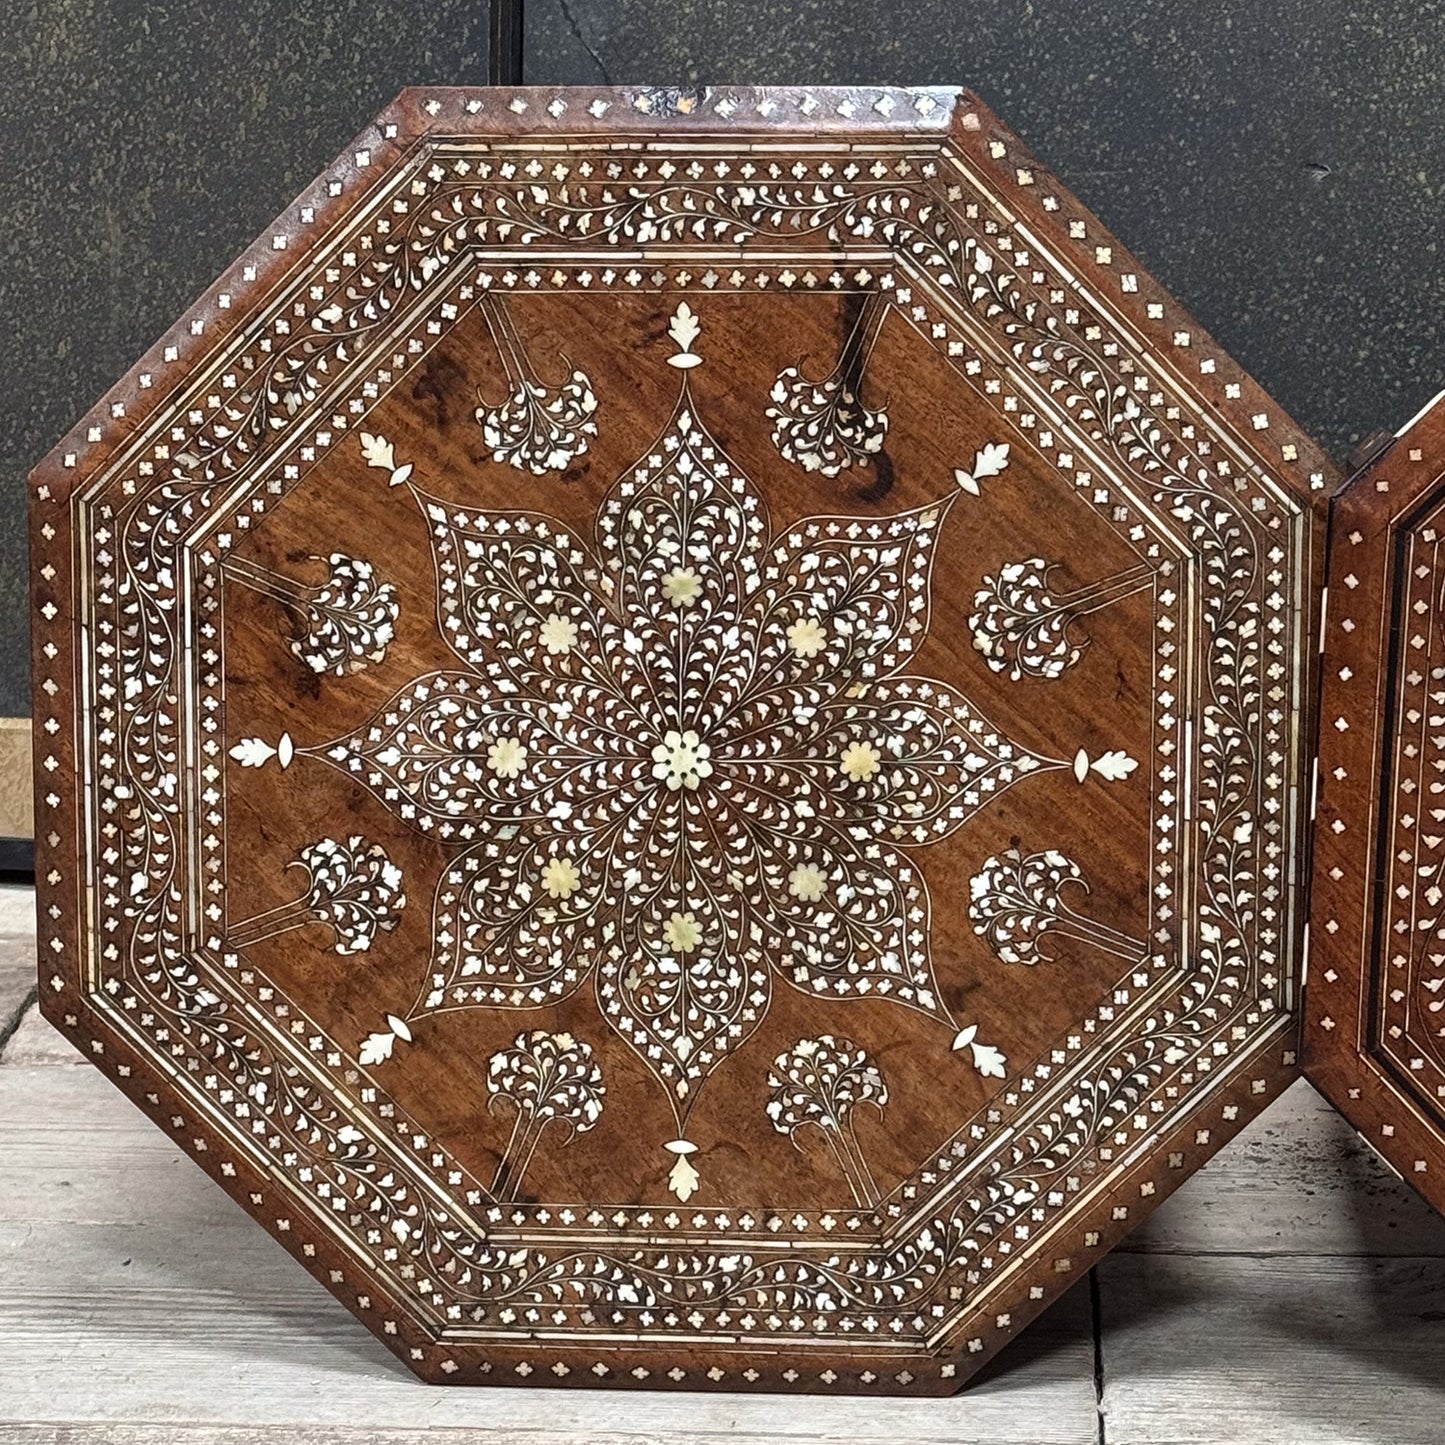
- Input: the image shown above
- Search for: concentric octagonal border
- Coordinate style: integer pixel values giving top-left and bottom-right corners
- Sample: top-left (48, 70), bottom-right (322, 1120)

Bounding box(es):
top-left (1306, 389), bottom-right (1445, 1207)
top-left (30, 86), bottom-right (1336, 1391)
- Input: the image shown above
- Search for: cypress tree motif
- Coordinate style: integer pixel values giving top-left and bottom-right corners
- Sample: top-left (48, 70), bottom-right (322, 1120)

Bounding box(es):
top-left (968, 846), bottom-right (1144, 966)
top-left (487, 1031), bottom-right (605, 1202)
top-left (228, 836), bottom-right (405, 957)
top-left (474, 293), bottom-right (599, 474)
top-left (766, 1035), bottom-right (889, 1208)
top-left (970, 558), bottom-right (1154, 681)
top-left (767, 291), bottom-right (890, 476)
top-left (225, 552), bottom-right (399, 676)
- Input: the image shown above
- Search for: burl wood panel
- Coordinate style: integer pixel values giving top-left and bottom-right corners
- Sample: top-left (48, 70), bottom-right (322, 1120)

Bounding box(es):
top-left (28, 85), bottom-right (1335, 1392)
top-left (1306, 390), bottom-right (1445, 1207)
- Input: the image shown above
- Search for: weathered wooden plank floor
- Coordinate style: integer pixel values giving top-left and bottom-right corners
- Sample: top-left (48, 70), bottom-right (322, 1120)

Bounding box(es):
top-left (2, 879), bottom-right (1442, 1443)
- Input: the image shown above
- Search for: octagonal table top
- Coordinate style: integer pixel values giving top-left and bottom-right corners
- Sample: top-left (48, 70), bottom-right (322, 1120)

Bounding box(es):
top-left (28, 84), bottom-right (1337, 1392)
top-left (1306, 388), bottom-right (1445, 1209)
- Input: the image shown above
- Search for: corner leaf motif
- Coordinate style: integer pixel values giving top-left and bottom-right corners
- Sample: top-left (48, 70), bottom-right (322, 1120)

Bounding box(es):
top-left (952, 1022), bottom-right (1008, 1079)
top-left (360, 431), bottom-right (413, 487)
top-left (954, 441), bottom-right (1011, 496)
top-left (228, 733), bottom-right (293, 769)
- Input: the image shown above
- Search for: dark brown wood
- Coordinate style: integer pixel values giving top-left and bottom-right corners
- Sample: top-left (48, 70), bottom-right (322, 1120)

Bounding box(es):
top-left (1305, 393), bottom-right (1445, 1208)
top-left (27, 84), bottom-right (1336, 1393)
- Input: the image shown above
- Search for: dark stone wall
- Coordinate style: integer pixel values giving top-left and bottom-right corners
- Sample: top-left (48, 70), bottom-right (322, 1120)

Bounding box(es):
top-left (0, 2), bottom-right (492, 716)
top-left (7, 0), bottom-right (1445, 714)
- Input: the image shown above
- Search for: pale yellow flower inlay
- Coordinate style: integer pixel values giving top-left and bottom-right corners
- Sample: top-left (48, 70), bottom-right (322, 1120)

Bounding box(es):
top-left (786, 615), bottom-right (827, 659)
top-left (839, 740), bottom-right (882, 783)
top-left (651, 729), bottom-right (714, 791)
top-left (664, 910), bottom-right (702, 954)
top-left (538, 612), bottom-right (579, 655)
top-left (787, 862), bottom-right (828, 902)
top-left (486, 736), bottom-right (528, 779)
top-left (541, 856), bottom-right (581, 900)
top-left (661, 566), bottom-right (702, 606)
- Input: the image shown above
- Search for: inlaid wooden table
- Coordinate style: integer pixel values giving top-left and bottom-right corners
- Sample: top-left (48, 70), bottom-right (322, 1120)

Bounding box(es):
top-left (1306, 393), bottom-right (1445, 1201)
top-left (28, 85), bottom-right (1340, 1392)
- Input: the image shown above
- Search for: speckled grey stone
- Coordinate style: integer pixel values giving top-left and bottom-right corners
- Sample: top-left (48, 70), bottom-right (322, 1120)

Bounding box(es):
top-left (0, 1), bottom-right (491, 719)
top-left (526, 0), bottom-right (1445, 464)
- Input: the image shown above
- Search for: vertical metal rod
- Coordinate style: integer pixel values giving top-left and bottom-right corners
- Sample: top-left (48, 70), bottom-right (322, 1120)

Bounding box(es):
top-left (489, 0), bottom-right (524, 85)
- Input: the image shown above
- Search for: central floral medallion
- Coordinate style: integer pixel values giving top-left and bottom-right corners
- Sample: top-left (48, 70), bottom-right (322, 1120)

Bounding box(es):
top-left (233, 302), bottom-right (1138, 1199)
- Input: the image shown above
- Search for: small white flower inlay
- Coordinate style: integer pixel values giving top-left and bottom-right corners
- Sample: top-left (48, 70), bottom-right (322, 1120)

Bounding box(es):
top-left (651, 729), bottom-right (713, 791)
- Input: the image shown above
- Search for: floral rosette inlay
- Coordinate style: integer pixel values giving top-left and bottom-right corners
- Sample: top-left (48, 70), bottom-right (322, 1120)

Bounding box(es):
top-left (282, 303), bottom-right (1142, 1200)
